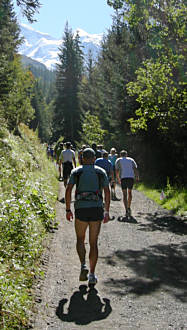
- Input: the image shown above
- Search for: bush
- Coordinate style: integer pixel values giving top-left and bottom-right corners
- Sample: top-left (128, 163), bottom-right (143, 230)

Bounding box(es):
top-left (0, 124), bottom-right (58, 329)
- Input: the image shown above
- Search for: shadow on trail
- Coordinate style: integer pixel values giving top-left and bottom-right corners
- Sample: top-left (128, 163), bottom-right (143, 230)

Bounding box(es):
top-left (117, 216), bottom-right (138, 224)
top-left (137, 212), bottom-right (187, 235)
top-left (104, 242), bottom-right (187, 302)
top-left (56, 285), bottom-right (112, 325)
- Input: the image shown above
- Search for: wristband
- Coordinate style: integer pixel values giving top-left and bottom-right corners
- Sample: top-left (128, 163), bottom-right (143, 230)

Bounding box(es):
top-left (66, 209), bottom-right (71, 212)
top-left (104, 211), bottom-right (109, 215)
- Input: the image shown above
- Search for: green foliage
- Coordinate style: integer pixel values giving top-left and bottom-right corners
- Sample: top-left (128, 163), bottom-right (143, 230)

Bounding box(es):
top-left (137, 182), bottom-right (187, 217)
top-left (127, 58), bottom-right (187, 133)
top-left (0, 0), bottom-right (22, 124)
top-left (1, 56), bottom-right (35, 131)
top-left (79, 111), bottom-right (107, 146)
top-left (0, 1), bottom-right (35, 134)
top-left (0, 124), bottom-right (58, 329)
top-left (0, 0), bottom-right (21, 59)
top-left (30, 81), bottom-right (54, 142)
top-left (97, 0), bottom-right (187, 184)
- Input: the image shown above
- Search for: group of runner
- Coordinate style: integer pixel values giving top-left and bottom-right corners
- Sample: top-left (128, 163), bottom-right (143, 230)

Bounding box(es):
top-left (53, 141), bottom-right (139, 286)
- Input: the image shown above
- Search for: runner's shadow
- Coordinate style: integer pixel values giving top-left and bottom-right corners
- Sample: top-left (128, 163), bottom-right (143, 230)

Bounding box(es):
top-left (117, 216), bottom-right (138, 224)
top-left (58, 197), bottom-right (65, 204)
top-left (56, 285), bottom-right (112, 325)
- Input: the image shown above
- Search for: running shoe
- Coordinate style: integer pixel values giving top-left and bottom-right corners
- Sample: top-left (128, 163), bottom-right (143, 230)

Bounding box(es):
top-left (79, 265), bottom-right (88, 281)
top-left (88, 274), bottom-right (98, 285)
top-left (113, 195), bottom-right (121, 201)
top-left (127, 208), bottom-right (132, 216)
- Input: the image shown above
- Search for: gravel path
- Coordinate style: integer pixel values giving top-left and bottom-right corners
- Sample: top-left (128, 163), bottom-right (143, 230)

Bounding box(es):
top-left (32, 183), bottom-right (187, 330)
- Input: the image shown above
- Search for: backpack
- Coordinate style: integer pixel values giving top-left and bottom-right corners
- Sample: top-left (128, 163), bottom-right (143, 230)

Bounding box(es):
top-left (74, 167), bottom-right (104, 201)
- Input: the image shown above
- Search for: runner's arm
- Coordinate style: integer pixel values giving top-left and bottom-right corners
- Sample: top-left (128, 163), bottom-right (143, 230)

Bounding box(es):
top-left (116, 168), bottom-right (121, 184)
top-left (73, 156), bottom-right (76, 168)
top-left (59, 152), bottom-right (64, 166)
top-left (110, 168), bottom-right (115, 182)
top-left (133, 165), bottom-right (139, 181)
top-left (65, 184), bottom-right (74, 212)
top-left (72, 150), bottom-right (76, 167)
top-left (78, 151), bottom-right (82, 165)
top-left (103, 186), bottom-right (110, 223)
top-left (103, 186), bottom-right (110, 213)
top-left (115, 159), bottom-right (121, 184)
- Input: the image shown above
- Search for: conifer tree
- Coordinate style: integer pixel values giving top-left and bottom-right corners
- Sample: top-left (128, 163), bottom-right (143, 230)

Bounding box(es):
top-left (16, 0), bottom-right (41, 22)
top-left (30, 81), bottom-right (54, 142)
top-left (0, 0), bottom-right (20, 58)
top-left (2, 56), bottom-right (34, 131)
top-left (53, 23), bottom-right (84, 143)
top-left (0, 1), bottom-right (35, 131)
top-left (78, 50), bottom-right (100, 116)
top-left (0, 0), bottom-right (21, 103)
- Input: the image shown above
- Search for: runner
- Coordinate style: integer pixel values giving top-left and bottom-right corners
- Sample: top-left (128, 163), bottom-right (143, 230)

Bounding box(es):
top-left (91, 143), bottom-right (102, 159)
top-left (95, 151), bottom-right (114, 184)
top-left (108, 148), bottom-right (119, 200)
top-left (50, 145), bottom-right (54, 160)
top-left (115, 150), bottom-right (139, 218)
top-left (54, 142), bottom-right (64, 180)
top-left (65, 148), bottom-right (110, 286)
top-left (97, 144), bottom-right (107, 156)
top-left (78, 145), bottom-right (86, 165)
top-left (60, 141), bottom-right (76, 191)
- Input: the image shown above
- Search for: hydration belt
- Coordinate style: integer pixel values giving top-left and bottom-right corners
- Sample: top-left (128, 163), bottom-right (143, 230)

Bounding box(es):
top-left (75, 191), bottom-right (102, 201)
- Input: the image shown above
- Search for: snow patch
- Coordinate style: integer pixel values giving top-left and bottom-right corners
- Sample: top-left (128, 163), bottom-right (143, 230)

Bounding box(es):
top-left (19, 24), bottom-right (102, 69)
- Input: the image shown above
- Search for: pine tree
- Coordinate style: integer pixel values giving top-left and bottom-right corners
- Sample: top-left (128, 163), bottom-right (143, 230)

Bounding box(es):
top-left (0, 0), bottom-right (21, 103)
top-left (0, 0), bottom-right (21, 59)
top-left (15, 0), bottom-right (41, 22)
top-left (53, 23), bottom-right (84, 143)
top-left (2, 56), bottom-right (35, 131)
top-left (30, 81), bottom-right (54, 142)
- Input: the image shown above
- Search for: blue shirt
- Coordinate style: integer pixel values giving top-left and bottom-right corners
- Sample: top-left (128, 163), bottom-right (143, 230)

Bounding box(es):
top-left (95, 158), bottom-right (113, 178)
top-left (108, 154), bottom-right (117, 167)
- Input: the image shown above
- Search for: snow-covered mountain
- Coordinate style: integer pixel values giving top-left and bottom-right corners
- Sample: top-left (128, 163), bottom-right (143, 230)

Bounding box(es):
top-left (18, 24), bottom-right (103, 70)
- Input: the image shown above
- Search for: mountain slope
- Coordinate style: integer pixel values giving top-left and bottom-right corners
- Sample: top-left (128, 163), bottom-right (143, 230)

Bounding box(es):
top-left (19, 24), bottom-right (102, 70)
top-left (21, 54), bottom-right (47, 70)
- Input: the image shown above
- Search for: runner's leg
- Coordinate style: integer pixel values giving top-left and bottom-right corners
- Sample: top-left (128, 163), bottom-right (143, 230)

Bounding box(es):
top-left (113, 182), bottom-right (116, 198)
top-left (127, 188), bottom-right (132, 209)
top-left (75, 219), bottom-right (88, 265)
top-left (57, 163), bottom-right (61, 179)
top-left (63, 167), bottom-right (68, 187)
top-left (88, 221), bottom-right (101, 274)
top-left (64, 163), bottom-right (72, 188)
top-left (122, 189), bottom-right (128, 212)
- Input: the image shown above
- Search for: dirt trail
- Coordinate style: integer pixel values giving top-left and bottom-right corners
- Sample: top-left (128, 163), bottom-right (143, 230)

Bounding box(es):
top-left (32, 183), bottom-right (187, 330)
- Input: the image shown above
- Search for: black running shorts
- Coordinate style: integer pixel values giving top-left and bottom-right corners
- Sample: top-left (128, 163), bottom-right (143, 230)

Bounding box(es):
top-left (63, 161), bottom-right (73, 179)
top-left (121, 178), bottom-right (134, 189)
top-left (75, 207), bottom-right (104, 222)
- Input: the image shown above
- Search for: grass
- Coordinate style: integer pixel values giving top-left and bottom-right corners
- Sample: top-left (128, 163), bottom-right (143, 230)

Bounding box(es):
top-left (136, 181), bottom-right (187, 217)
top-left (0, 124), bottom-right (58, 329)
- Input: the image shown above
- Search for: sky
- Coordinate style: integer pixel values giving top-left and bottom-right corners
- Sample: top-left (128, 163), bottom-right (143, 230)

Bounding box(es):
top-left (13, 0), bottom-right (114, 38)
